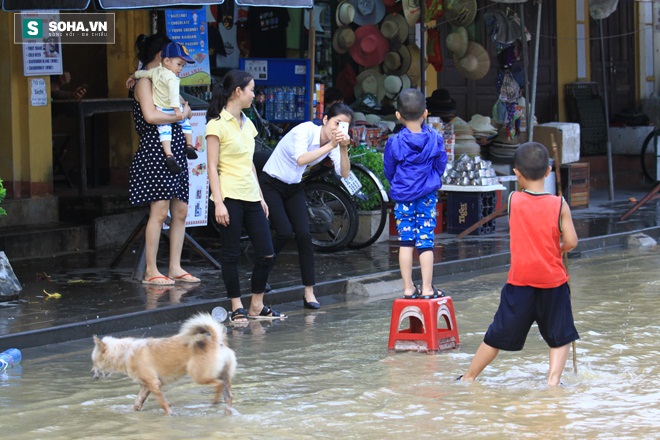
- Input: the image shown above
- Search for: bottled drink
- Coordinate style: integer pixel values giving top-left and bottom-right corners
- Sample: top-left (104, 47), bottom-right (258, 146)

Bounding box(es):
top-left (266, 87), bottom-right (274, 120)
top-left (0, 348), bottom-right (22, 371)
top-left (286, 86), bottom-right (295, 120)
top-left (211, 306), bottom-right (228, 323)
top-left (274, 87), bottom-right (285, 120)
top-left (295, 86), bottom-right (305, 120)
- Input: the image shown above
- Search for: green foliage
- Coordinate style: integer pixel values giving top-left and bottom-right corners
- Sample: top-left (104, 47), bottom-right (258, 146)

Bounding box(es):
top-left (349, 146), bottom-right (390, 193)
top-left (0, 178), bottom-right (6, 217)
top-left (349, 146), bottom-right (390, 211)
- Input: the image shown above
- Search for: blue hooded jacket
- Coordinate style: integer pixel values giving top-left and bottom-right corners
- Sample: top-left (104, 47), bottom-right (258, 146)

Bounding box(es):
top-left (384, 124), bottom-right (448, 203)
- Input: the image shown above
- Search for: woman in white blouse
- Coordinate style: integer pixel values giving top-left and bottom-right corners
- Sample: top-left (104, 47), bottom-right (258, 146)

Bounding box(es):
top-left (259, 103), bottom-right (353, 309)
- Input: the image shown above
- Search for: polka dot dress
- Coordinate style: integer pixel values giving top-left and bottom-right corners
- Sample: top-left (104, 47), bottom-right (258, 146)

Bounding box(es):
top-left (129, 98), bottom-right (189, 207)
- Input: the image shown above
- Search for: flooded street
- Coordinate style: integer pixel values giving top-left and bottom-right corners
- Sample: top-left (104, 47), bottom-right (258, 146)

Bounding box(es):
top-left (1, 246), bottom-right (659, 439)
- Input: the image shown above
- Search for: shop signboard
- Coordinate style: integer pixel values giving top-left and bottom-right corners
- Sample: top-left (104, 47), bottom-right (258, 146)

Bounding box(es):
top-left (165, 9), bottom-right (211, 86)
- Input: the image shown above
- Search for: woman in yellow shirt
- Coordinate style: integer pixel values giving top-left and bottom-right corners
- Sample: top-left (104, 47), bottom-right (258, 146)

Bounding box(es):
top-left (206, 69), bottom-right (283, 322)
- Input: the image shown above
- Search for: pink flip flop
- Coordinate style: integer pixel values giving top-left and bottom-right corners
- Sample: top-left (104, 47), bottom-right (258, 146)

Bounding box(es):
top-left (142, 276), bottom-right (175, 286)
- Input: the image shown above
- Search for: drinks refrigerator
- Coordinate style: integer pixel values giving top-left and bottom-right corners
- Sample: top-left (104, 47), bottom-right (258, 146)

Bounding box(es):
top-left (239, 58), bottom-right (312, 123)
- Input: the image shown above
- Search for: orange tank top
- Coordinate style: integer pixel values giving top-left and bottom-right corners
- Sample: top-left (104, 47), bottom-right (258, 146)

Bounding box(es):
top-left (506, 190), bottom-right (569, 288)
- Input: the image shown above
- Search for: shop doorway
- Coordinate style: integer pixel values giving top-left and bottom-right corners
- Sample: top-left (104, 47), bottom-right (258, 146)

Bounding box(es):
top-left (434, 1), bottom-right (558, 124)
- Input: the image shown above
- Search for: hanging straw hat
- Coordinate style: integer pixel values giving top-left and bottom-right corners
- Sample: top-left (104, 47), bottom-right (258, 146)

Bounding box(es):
top-left (454, 41), bottom-right (490, 80)
top-left (384, 74), bottom-right (411, 99)
top-left (349, 0), bottom-right (386, 26)
top-left (354, 68), bottom-right (386, 102)
top-left (380, 13), bottom-right (409, 47)
top-left (350, 25), bottom-right (389, 67)
top-left (406, 42), bottom-right (422, 87)
top-left (402, 0), bottom-right (421, 27)
top-left (382, 45), bottom-right (411, 76)
top-left (446, 26), bottom-right (468, 58)
top-left (333, 26), bottom-right (356, 54)
top-left (336, 1), bottom-right (356, 27)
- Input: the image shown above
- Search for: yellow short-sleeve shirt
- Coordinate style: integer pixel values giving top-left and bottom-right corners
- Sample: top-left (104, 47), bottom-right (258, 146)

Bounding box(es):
top-left (206, 109), bottom-right (261, 202)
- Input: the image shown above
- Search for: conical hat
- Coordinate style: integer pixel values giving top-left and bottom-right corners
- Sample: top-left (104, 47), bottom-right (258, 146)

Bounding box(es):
top-left (454, 41), bottom-right (490, 80)
top-left (446, 27), bottom-right (468, 58)
top-left (402, 0), bottom-right (420, 27)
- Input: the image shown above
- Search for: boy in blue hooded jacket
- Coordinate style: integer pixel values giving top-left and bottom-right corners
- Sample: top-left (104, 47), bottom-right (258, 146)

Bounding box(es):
top-left (384, 88), bottom-right (448, 299)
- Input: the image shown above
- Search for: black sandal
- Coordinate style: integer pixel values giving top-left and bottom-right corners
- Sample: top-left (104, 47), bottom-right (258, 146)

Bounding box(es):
top-left (185, 145), bottom-right (198, 159)
top-left (165, 155), bottom-right (182, 174)
top-left (230, 308), bottom-right (249, 323)
top-left (403, 286), bottom-right (421, 299)
top-left (249, 305), bottom-right (285, 319)
top-left (420, 287), bottom-right (445, 299)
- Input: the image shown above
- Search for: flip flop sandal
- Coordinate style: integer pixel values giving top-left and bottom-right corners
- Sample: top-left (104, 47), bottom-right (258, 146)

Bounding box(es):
top-left (249, 305), bottom-right (286, 320)
top-left (142, 275), bottom-right (175, 286)
top-left (420, 287), bottom-right (445, 299)
top-left (403, 286), bottom-right (421, 299)
top-left (230, 308), bottom-right (249, 323)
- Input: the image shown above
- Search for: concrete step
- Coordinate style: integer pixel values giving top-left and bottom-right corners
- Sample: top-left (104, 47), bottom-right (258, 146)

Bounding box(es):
top-left (0, 223), bottom-right (92, 260)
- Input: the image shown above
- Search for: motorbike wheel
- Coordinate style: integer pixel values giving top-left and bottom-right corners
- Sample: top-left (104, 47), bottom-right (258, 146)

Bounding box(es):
top-left (305, 182), bottom-right (358, 252)
top-left (347, 163), bottom-right (389, 249)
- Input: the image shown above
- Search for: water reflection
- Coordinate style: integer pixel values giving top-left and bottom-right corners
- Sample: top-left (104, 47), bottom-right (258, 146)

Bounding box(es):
top-left (0, 247), bottom-right (658, 439)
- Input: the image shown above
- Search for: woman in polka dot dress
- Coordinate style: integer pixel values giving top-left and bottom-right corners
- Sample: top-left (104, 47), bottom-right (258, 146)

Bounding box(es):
top-left (128, 33), bottom-right (200, 286)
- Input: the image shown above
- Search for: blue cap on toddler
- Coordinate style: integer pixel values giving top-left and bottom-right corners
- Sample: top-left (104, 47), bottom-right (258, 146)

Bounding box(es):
top-left (161, 42), bottom-right (195, 64)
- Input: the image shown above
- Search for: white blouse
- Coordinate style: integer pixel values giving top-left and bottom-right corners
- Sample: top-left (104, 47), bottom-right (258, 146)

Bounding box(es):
top-left (262, 121), bottom-right (342, 184)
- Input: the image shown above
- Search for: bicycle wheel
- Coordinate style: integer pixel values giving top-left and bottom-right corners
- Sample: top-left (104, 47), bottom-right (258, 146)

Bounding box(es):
top-left (305, 182), bottom-right (358, 252)
top-left (347, 163), bottom-right (389, 249)
top-left (640, 129), bottom-right (659, 182)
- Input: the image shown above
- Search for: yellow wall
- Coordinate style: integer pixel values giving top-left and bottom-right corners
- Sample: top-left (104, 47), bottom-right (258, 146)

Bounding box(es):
top-left (0, 13), bottom-right (53, 198)
top-left (107, 11), bottom-right (150, 183)
top-left (556, 1), bottom-right (590, 121)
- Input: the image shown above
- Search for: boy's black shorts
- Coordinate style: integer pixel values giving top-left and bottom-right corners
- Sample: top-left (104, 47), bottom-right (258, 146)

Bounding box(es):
top-left (483, 282), bottom-right (580, 351)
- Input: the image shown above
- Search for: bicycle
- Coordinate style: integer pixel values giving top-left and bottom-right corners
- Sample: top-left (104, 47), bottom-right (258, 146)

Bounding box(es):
top-left (640, 127), bottom-right (659, 182)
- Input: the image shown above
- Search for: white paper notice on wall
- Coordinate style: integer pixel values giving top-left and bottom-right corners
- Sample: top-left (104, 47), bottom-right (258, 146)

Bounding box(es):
top-left (30, 78), bottom-right (48, 106)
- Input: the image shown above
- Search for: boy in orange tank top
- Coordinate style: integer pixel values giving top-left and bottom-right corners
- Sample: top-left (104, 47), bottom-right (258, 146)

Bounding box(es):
top-left (460, 142), bottom-right (579, 386)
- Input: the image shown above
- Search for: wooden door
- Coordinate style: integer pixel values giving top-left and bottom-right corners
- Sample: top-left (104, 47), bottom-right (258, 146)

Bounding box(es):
top-left (589, 0), bottom-right (635, 117)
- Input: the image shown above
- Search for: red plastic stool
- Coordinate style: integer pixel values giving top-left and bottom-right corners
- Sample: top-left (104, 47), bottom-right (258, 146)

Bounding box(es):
top-left (388, 296), bottom-right (460, 353)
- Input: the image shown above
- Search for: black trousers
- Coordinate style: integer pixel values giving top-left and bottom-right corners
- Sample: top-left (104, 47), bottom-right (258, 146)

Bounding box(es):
top-left (217, 198), bottom-right (273, 298)
top-left (259, 173), bottom-right (316, 286)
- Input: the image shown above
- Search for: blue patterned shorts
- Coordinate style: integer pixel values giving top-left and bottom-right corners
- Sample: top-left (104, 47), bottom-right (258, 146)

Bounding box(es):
top-left (394, 192), bottom-right (437, 251)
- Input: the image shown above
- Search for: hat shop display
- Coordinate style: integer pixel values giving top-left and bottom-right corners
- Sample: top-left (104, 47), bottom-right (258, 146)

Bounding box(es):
top-left (454, 41), bottom-right (490, 81)
top-left (402, 0), bottom-right (421, 27)
top-left (384, 74), bottom-right (411, 99)
top-left (446, 27), bottom-right (468, 58)
top-left (349, 24), bottom-right (389, 67)
top-left (426, 89), bottom-right (457, 121)
top-left (468, 114), bottom-right (498, 138)
top-left (333, 26), bottom-right (356, 54)
top-left (354, 68), bottom-right (386, 102)
top-left (336, 1), bottom-right (356, 27)
top-left (382, 45), bottom-right (412, 76)
top-left (451, 116), bottom-right (480, 156)
top-left (380, 12), bottom-right (409, 47)
top-left (350, 0), bottom-right (386, 26)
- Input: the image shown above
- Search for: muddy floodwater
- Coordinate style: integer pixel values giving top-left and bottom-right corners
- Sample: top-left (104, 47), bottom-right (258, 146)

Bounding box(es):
top-left (1, 247), bottom-right (659, 439)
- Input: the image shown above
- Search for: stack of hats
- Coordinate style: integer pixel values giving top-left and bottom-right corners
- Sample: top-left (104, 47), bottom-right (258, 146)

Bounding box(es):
top-left (426, 89), bottom-right (457, 122)
top-left (468, 115), bottom-right (498, 139)
top-left (489, 126), bottom-right (525, 163)
top-left (452, 117), bottom-right (480, 156)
